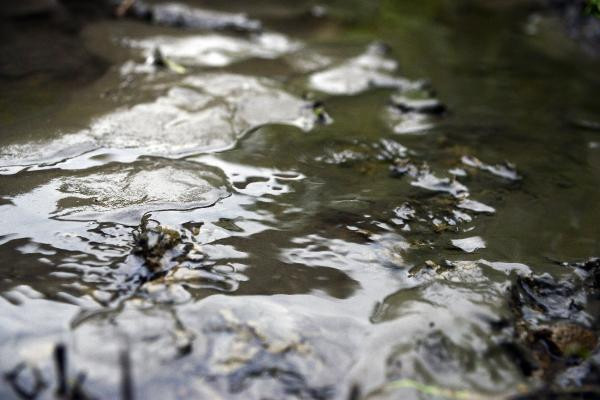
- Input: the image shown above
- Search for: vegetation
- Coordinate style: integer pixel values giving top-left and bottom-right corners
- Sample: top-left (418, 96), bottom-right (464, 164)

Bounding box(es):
top-left (586, 0), bottom-right (600, 17)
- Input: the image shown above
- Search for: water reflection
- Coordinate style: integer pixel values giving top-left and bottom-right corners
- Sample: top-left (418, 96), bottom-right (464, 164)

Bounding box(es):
top-left (1, 0), bottom-right (599, 398)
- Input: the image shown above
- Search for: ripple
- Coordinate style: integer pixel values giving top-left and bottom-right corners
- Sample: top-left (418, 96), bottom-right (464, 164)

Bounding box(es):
top-left (54, 158), bottom-right (229, 222)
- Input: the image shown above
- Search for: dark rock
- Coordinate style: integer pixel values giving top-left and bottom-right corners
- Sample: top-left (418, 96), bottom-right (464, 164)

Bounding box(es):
top-left (118, 0), bottom-right (261, 33)
top-left (548, 0), bottom-right (600, 56)
top-left (510, 387), bottom-right (600, 400)
top-left (390, 88), bottom-right (446, 115)
top-left (510, 274), bottom-right (589, 325)
top-left (391, 96), bottom-right (446, 115)
top-left (502, 258), bottom-right (600, 385)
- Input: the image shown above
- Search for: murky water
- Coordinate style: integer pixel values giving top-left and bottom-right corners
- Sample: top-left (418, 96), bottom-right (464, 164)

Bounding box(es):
top-left (1, 1), bottom-right (599, 399)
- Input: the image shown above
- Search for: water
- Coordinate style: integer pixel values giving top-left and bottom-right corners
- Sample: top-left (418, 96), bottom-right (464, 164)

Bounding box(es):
top-left (1, 1), bottom-right (599, 399)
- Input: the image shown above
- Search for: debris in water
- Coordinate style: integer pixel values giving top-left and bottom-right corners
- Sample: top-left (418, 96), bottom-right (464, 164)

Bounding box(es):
top-left (133, 215), bottom-right (186, 278)
top-left (392, 203), bottom-right (415, 223)
top-left (130, 216), bottom-right (247, 299)
top-left (148, 47), bottom-right (187, 74)
top-left (310, 100), bottom-right (333, 125)
top-left (316, 149), bottom-right (368, 166)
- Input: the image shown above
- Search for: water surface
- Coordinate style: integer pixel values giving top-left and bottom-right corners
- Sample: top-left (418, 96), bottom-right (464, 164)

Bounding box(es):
top-left (1, 1), bottom-right (599, 399)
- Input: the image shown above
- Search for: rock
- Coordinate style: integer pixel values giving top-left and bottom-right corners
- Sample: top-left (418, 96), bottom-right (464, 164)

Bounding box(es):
top-left (392, 203), bottom-right (415, 223)
top-left (501, 264), bottom-right (600, 383)
top-left (133, 216), bottom-right (184, 276)
top-left (510, 274), bottom-right (590, 326)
